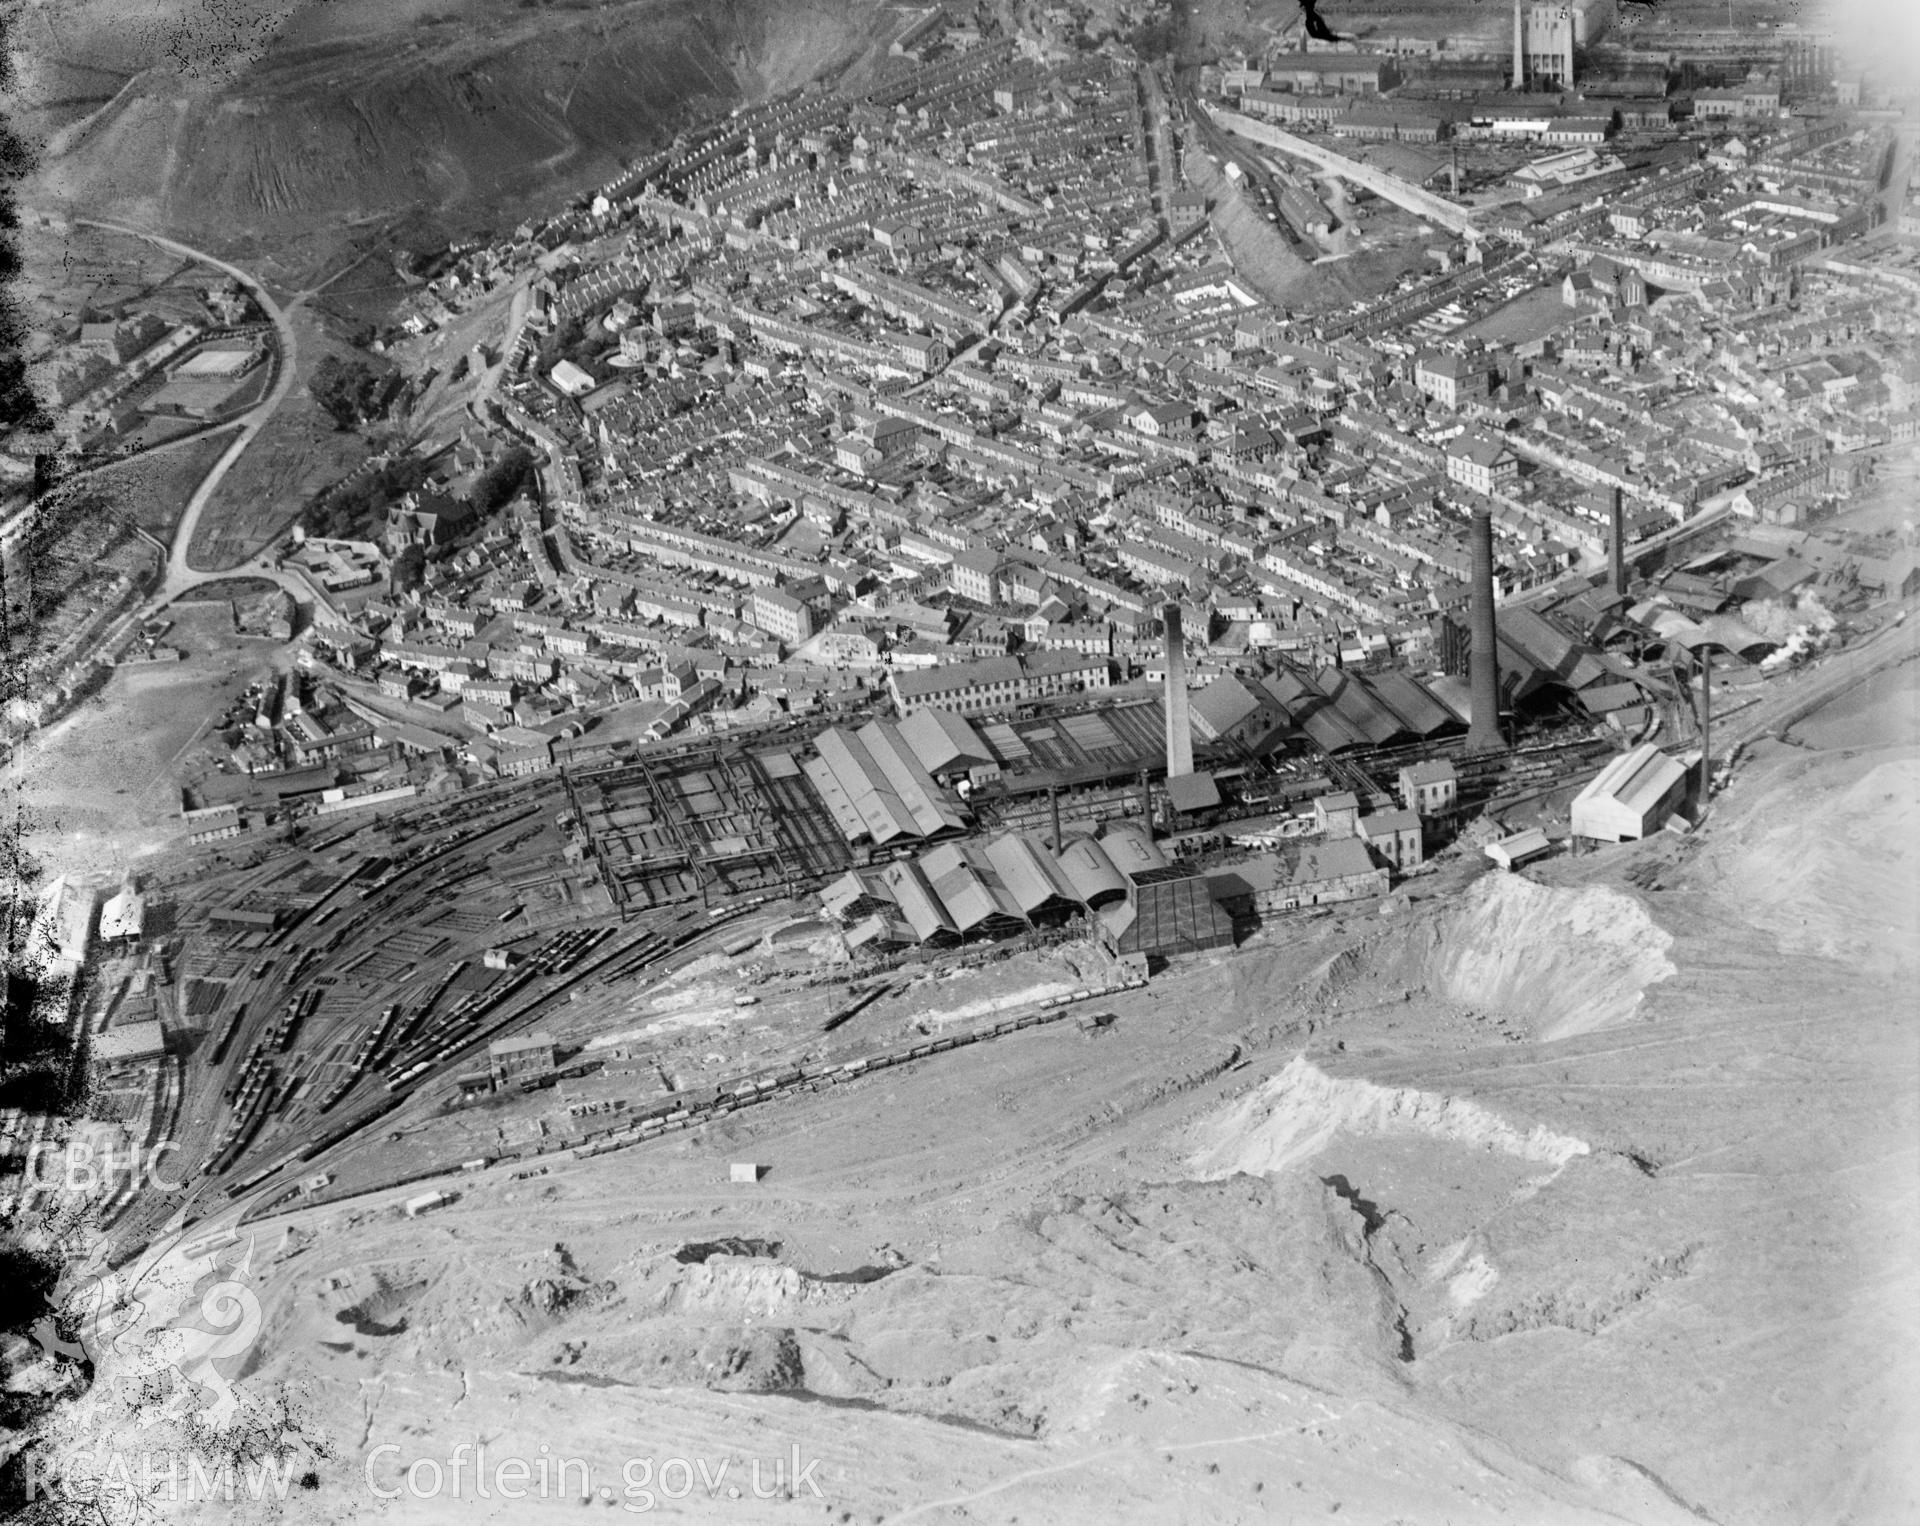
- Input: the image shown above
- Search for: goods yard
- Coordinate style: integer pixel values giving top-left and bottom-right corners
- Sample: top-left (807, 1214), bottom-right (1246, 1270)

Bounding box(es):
top-left (564, 743), bottom-right (853, 912)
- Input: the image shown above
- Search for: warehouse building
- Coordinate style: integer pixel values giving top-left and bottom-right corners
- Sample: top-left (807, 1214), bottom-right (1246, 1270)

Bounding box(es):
top-left (805, 720), bottom-right (970, 847)
top-left (1570, 744), bottom-right (1688, 842)
top-left (489, 1032), bottom-right (557, 1086)
top-left (93, 1019), bottom-right (167, 1068)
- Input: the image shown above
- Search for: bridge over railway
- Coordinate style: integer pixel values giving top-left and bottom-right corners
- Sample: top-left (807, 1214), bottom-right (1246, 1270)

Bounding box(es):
top-left (1204, 105), bottom-right (1483, 243)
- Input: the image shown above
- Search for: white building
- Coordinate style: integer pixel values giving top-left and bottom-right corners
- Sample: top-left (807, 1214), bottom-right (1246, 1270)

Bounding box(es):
top-left (1570, 744), bottom-right (1688, 842)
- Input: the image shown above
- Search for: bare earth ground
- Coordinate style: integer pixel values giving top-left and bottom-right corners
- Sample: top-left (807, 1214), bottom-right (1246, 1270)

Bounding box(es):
top-left (5, 606), bottom-right (289, 874)
top-left (56, 661), bottom-right (1905, 1526)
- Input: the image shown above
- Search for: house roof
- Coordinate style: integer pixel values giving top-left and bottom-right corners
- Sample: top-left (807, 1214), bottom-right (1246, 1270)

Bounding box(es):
top-left (1445, 430), bottom-right (1513, 467)
top-left (1284, 836), bottom-right (1380, 886)
top-left (1360, 807), bottom-right (1420, 836)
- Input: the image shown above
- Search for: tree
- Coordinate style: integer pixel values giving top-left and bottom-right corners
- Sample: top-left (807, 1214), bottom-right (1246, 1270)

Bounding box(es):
top-left (308, 355), bottom-right (390, 431)
top-left (390, 543), bottom-right (426, 594)
top-left (468, 445), bottom-right (535, 513)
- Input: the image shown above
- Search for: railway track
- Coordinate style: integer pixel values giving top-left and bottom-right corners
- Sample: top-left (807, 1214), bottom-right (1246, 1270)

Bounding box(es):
top-left (242, 975), bottom-right (1152, 1225)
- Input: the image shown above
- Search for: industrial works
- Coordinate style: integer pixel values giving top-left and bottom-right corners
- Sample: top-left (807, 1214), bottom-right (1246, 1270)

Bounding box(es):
top-left (1, 0), bottom-right (1915, 1520)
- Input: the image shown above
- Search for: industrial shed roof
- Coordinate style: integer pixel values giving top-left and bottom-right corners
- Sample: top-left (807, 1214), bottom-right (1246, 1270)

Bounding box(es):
top-left (880, 859), bottom-right (959, 943)
top-left (1057, 836), bottom-right (1128, 906)
top-left (1499, 606), bottom-right (1611, 691)
top-left (1311, 669), bottom-right (1413, 748)
top-left (1571, 743), bottom-right (1689, 841)
top-left (811, 723), bottom-right (966, 845)
top-left (983, 833), bottom-right (1084, 915)
top-left (1258, 669), bottom-right (1371, 753)
top-left (920, 843), bottom-right (1028, 934)
top-left (93, 1020), bottom-right (166, 1066)
top-left (1098, 820), bottom-right (1172, 880)
top-left (897, 707), bottom-right (997, 775)
top-left (1364, 669), bottom-right (1462, 737)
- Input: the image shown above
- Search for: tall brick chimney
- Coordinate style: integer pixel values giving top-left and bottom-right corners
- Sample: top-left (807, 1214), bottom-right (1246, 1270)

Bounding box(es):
top-left (1467, 507), bottom-right (1505, 752)
top-left (1163, 603), bottom-right (1195, 779)
top-left (1609, 487), bottom-right (1628, 599)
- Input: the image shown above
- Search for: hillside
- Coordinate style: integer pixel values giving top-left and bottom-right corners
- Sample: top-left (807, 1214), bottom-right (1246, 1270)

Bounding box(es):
top-left (17, 0), bottom-right (887, 275)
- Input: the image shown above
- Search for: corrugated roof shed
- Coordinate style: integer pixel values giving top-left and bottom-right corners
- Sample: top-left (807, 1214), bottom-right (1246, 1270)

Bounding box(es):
top-left (1259, 668), bottom-right (1369, 753)
top-left (880, 859), bottom-right (959, 943)
top-left (1312, 669), bottom-right (1412, 747)
top-left (897, 707), bottom-right (995, 774)
top-left (920, 842), bottom-right (1027, 934)
top-left (1057, 836), bottom-right (1128, 907)
top-left (1365, 669), bottom-right (1460, 737)
top-left (1500, 606), bottom-right (1610, 690)
top-left (983, 833), bottom-right (1083, 916)
top-left (811, 723), bottom-right (967, 845)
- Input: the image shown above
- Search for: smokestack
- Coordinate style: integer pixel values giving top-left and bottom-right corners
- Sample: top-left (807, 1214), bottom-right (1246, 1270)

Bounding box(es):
top-left (1698, 649), bottom-right (1712, 798)
top-left (1609, 487), bottom-right (1627, 599)
top-left (1512, 0), bottom-right (1526, 89)
top-left (1467, 507), bottom-right (1505, 753)
top-left (1163, 603), bottom-right (1194, 779)
top-left (1049, 786), bottom-right (1063, 854)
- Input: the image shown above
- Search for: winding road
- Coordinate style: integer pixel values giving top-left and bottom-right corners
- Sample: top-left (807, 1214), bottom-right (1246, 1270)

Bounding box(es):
top-left (75, 219), bottom-right (305, 603)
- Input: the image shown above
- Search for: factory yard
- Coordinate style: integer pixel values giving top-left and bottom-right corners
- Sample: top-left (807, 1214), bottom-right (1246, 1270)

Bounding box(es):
top-left (10, 641), bottom-right (1906, 1526)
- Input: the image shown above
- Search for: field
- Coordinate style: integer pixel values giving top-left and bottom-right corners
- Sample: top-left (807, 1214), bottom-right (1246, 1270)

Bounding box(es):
top-left (9, 220), bottom-right (204, 338)
top-left (185, 306), bottom-right (370, 571)
top-left (77, 425), bottom-right (241, 539)
top-left (1457, 281), bottom-right (1584, 347)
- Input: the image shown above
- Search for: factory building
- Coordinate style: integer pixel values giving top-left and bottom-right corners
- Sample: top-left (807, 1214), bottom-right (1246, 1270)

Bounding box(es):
top-left (1399, 758), bottom-right (1459, 816)
top-left (1099, 874), bottom-right (1237, 960)
top-left (1570, 744), bottom-right (1688, 842)
top-left (1210, 837), bottom-right (1390, 917)
top-left (824, 818), bottom-right (1232, 959)
top-left (805, 721), bottom-right (971, 847)
top-left (488, 1032), bottom-right (557, 1086)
